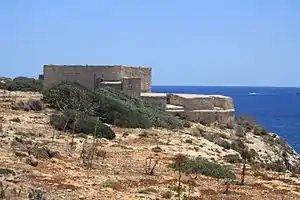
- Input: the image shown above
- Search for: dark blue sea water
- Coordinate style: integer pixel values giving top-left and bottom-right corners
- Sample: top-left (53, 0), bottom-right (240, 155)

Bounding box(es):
top-left (152, 86), bottom-right (300, 153)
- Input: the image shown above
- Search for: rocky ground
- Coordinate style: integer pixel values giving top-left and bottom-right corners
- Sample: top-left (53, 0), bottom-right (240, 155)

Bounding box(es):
top-left (0, 92), bottom-right (300, 199)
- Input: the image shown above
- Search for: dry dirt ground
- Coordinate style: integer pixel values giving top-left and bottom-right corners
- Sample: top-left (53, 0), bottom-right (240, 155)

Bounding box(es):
top-left (0, 93), bottom-right (300, 199)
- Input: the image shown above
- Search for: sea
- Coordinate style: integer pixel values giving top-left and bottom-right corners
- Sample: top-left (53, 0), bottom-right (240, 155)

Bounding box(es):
top-left (152, 86), bottom-right (300, 153)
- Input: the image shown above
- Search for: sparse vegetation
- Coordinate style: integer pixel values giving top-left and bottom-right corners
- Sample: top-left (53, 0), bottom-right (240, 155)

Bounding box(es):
top-left (201, 132), bottom-right (231, 149)
top-left (10, 117), bottom-right (21, 123)
top-left (145, 156), bottom-right (159, 175)
top-left (43, 82), bottom-right (184, 130)
top-left (235, 125), bottom-right (245, 137)
top-left (138, 187), bottom-right (158, 194)
top-left (50, 110), bottom-right (116, 140)
top-left (236, 116), bottom-right (268, 135)
top-left (12, 99), bottom-right (43, 111)
top-left (151, 146), bottom-right (163, 153)
top-left (161, 190), bottom-right (173, 199)
top-left (28, 188), bottom-right (46, 200)
top-left (0, 77), bottom-right (43, 92)
top-left (170, 156), bottom-right (236, 180)
top-left (102, 179), bottom-right (121, 190)
top-left (223, 154), bottom-right (242, 164)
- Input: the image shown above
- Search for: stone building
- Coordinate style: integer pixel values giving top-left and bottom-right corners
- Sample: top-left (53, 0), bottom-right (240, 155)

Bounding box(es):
top-left (42, 64), bottom-right (235, 125)
top-left (42, 64), bottom-right (152, 96)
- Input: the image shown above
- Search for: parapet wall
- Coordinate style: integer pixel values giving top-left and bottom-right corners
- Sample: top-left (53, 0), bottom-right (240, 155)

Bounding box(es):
top-left (142, 92), bottom-right (235, 125)
top-left (121, 66), bottom-right (152, 92)
top-left (168, 94), bottom-right (234, 110)
top-left (122, 78), bottom-right (141, 97)
top-left (43, 65), bottom-right (122, 89)
top-left (141, 93), bottom-right (167, 108)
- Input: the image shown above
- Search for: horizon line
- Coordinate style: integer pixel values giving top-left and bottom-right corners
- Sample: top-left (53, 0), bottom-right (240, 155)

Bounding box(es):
top-left (152, 85), bottom-right (300, 89)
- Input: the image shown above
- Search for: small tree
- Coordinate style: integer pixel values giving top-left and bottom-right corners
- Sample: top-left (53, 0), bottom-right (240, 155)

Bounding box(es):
top-left (172, 154), bottom-right (188, 200)
top-left (169, 156), bottom-right (236, 194)
top-left (240, 146), bottom-right (252, 185)
top-left (145, 156), bottom-right (159, 175)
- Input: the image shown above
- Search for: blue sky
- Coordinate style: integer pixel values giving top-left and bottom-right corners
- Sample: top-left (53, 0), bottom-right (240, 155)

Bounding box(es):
top-left (1, 0), bottom-right (300, 86)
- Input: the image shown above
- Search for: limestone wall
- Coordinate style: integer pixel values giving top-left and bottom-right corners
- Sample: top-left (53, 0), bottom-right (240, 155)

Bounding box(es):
top-left (43, 65), bottom-right (122, 89)
top-left (168, 94), bottom-right (234, 111)
top-left (97, 81), bottom-right (122, 91)
top-left (122, 78), bottom-right (141, 97)
top-left (212, 95), bottom-right (234, 110)
top-left (120, 66), bottom-right (152, 92)
top-left (185, 110), bottom-right (235, 125)
top-left (141, 93), bottom-right (167, 108)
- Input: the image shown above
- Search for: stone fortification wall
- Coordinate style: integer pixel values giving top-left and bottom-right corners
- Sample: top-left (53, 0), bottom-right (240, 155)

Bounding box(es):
top-left (43, 65), bottom-right (152, 95)
top-left (184, 110), bottom-right (235, 125)
top-left (120, 66), bottom-right (152, 92)
top-left (43, 65), bottom-right (122, 89)
top-left (212, 95), bottom-right (234, 110)
top-left (163, 93), bottom-right (235, 125)
top-left (168, 94), bottom-right (234, 111)
top-left (141, 93), bottom-right (167, 108)
top-left (122, 78), bottom-right (141, 97)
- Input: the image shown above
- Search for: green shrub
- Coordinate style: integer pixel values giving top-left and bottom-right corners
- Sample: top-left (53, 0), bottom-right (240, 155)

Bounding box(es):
top-left (12, 99), bottom-right (43, 111)
top-left (214, 138), bottom-right (231, 149)
top-left (253, 126), bottom-right (268, 136)
top-left (161, 190), bottom-right (173, 199)
top-left (223, 154), bottom-right (243, 164)
top-left (235, 125), bottom-right (245, 137)
top-left (1, 77), bottom-right (42, 92)
top-left (183, 120), bottom-right (192, 128)
top-left (169, 156), bottom-right (236, 180)
top-left (50, 110), bottom-right (115, 140)
top-left (236, 115), bottom-right (268, 136)
top-left (43, 82), bottom-right (183, 130)
top-left (201, 133), bottom-right (231, 149)
top-left (266, 160), bottom-right (286, 172)
top-left (42, 81), bottom-right (95, 113)
top-left (230, 139), bottom-right (246, 154)
top-left (137, 188), bottom-right (158, 194)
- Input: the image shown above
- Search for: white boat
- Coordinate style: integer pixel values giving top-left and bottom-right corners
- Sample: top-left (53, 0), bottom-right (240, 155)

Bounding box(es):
top-left (249, 92), bottom-right (259, 95)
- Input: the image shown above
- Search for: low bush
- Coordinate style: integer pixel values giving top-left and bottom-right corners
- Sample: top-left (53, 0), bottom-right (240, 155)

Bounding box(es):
top-left (43, 82), bottom-right (183, 130)
top-left (253, 126), bottom-right (268, 136)
top-left (50, 110), bottom-right (115, 140)
top-left (169, 156), bottom-right (236, 180)
top-left (161, 190), bottom-right (173, 199)
top-left (223, 154), bottom-right (243, 164)
top-left (235, 116), bottom-right (257, 132)
top-left (230, 139), bottom-right (246, 154)
top-left (201, 133), bottom-right (231, 149)
top-left (235, 125), bottom-right (245, 137)
top-left (12, 99), bottom-right (43, 111)
top-left (265, 160), bottom-right (286, 172)
top-left (0, 77), bottom-right (42, 92)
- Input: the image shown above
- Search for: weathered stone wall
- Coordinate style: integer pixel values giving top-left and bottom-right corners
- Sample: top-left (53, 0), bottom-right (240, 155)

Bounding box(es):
top-left (165, 93), bottom-right (235, 124)
top-left (121, 78), bottom-right (141, 97)
top-left (168, 94), bottom-right (234, 111)
top-left (184, 110), bottom-right (235, 124)
top-left (167, 109), bottom-right (235, 125)
top-left (212, 96), bottom-right (235, 110)
top-left (120, 66), bottom-right (152, 92)
top-left (141, 93), bottom-right (167, 108)
top-left (43, 65), bottom-right (122, 89)
top-left (97, 81), bottom-right (122, 91)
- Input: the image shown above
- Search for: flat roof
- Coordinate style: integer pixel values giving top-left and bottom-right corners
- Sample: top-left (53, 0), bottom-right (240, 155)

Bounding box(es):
top-left (44, 64), bottom-right (150, 69)
top-left (141, 92), bottom-right (167, 97)
top-left (169, 93), bottom-right (231, 99)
